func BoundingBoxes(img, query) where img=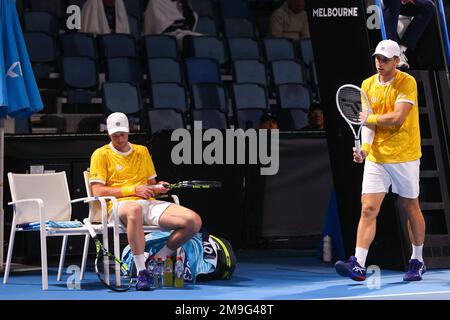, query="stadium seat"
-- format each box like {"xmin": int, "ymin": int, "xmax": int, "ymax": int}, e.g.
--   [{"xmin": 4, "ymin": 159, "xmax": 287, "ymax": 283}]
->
[
  {"xmin": 263, "ymin": 37, "xmax": 297, "ymax": 61},
  {"xmin": 147, "ymin": 109, "xmax": 186, "ymax": 134},
  {"xmin": 61, "ymin": 32, "xmax": 98, "ymax": 59},
  {"xmin": 185, "ymin": 58, "xmax": 221, "ymax": 85},
  {"xmin": 24, "ymin": 32, "xmax": 57, "ymax": 79},
  {"xmin": 144, "ymin": 34, "xmax": 178, "ymax": 59},
  {"xmin": 195, "ymin": 16, "xmax": 219, "ymax": 36},
  {"xmin": 100, "ymin": 34, "xmax": 137, "ymax": 58},
  {"xmin": 299, "ymin": 39, "xmax": 315, "ymax": 66},
  {"xmin": 192, "ymin": 109, "xmax": 228, "ymax": 129},
  {"xmin": 233, "ymin": 59, "xmax": 268, "ymax": 87},
  {"xmin": 128, "ymin": 15, "xmax": 141, "ymax": 40},
  {"xmin": 62, "ymin": 56, "xmax": 98, "ymax": 104},
  {"xmin": 224, "ymin": 18, "xmax": 256, "ymax": 38},
  {"xmin": 67, "ymin": 0, "xmax": 87, "ymax": 8},
  {"xmin": 235, "ymin": 109, "xmax": 266, "ymax": 129},
  {"xmin": 232, "ymin": 83, "xmax": 269, "ymax": 110},
  {"xmin": 124, "ymin": 0, "xmax": 142, "ymax": 20},
  {"xmin": 219, "ymin": 0, "xmax": 250, "ymax": 18},
  {"xmin": 29, "ymin": 0, "xmax": 64, "ymax": 18},
  {"xmin": 23, "ymin": 11, "xmax": 59, "ymax": 36},
  {"xmin": 106, "ymin": 57, "xmax": 143, "ymax": 86},
  {"xmin": 191, "ymin": 0, "xmax": 216, "ymax": 17},
  {"xmin": 271, "ymin": 60, "xmax": 305, "ymax": 86},
  {"xmin": 185, "ymin": 36, "xmax": 228, "ymax": 65},
  {"xmin": 191, "ymin": 84, "xmax": 228, "ymax": 112},
  {"xmin": 228, "ymin": 38, "xmax": 261, "ymax": 61},
  {"xmin": 149, "ymin": 83, "xmax": 188, "ymax": 114},
  {"xmin": 276, "ymin": 84, "xmax": 311, "ymax": 110},
  {"xmin": 147, "ymin": 58, "xmax": 183, "ymax": 84},
  {"xmin": 277, "ymin": 109, "xmax": 308, "ymax": 130},
  {"xmin": 103, "ymin": 82, "xmax": 142, "ymax": 115}
]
